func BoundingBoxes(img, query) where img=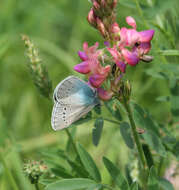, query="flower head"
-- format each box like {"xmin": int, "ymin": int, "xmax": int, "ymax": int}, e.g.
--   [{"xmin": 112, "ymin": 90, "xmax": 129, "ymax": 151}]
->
[{"xmin": 75, "ymin": 13, "xmax": 155, "ymax": 101}]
